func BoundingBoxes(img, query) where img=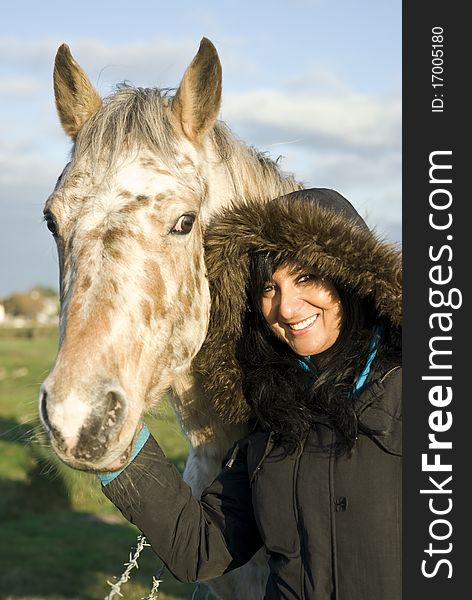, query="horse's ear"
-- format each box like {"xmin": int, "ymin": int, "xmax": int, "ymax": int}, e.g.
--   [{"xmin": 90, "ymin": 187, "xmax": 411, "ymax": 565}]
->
[
  {"xmin": 53, "ymin": 44, "xmax": 102, "ymax": 139},
  {"xmin": 172, "ymin": 38, "xmax": 222, "ymax": 143}
]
